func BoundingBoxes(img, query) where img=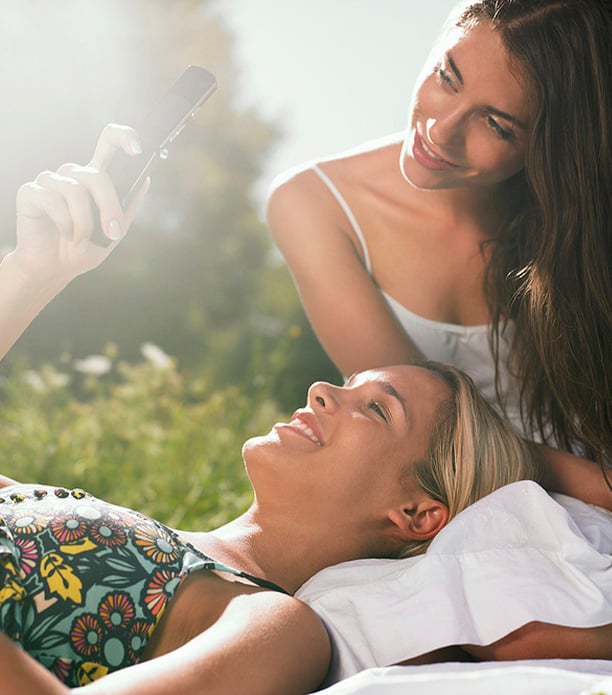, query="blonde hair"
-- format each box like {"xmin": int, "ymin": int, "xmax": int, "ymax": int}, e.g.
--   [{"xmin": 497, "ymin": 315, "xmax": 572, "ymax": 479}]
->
[{"xmin": 401, "ymin": 361, "xmax": 540, "ymax": 557}]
